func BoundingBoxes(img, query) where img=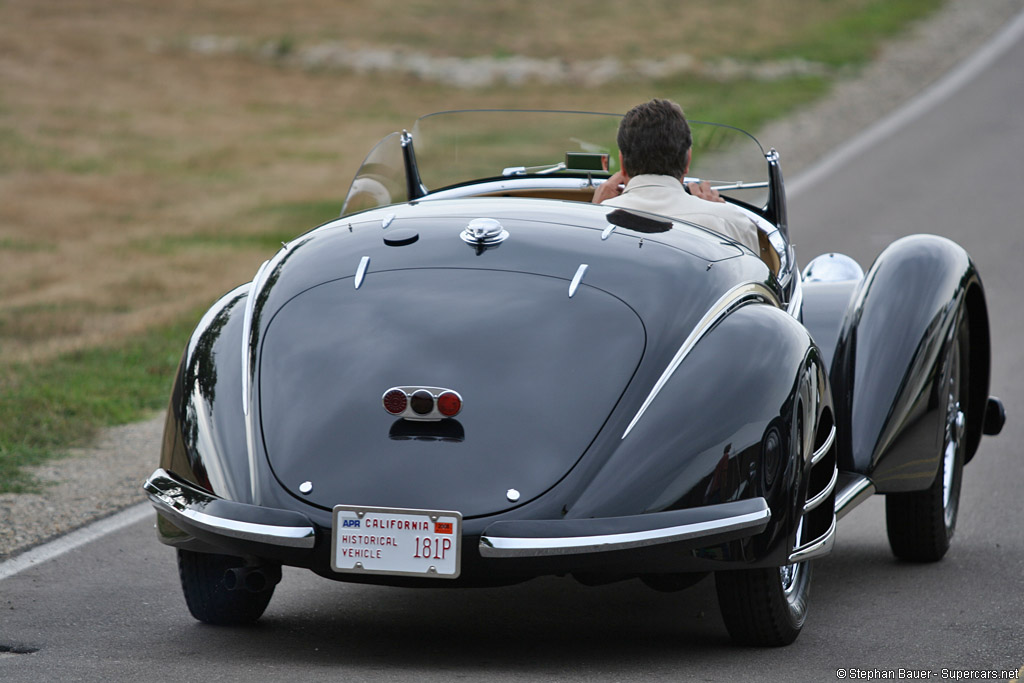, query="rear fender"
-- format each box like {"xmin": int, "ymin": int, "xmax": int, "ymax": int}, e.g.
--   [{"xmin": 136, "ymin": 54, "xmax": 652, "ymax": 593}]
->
[
  {"xmin": 830, "ymin": 235, "xmax": 991, "ymax": 492},
  {"xmin": 568, "ymin": 303, "xmax": 832, "ymax": 567},
  {"xmin": 160, "ymin": 285, "xmax": 252, "ymax": 503}
]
